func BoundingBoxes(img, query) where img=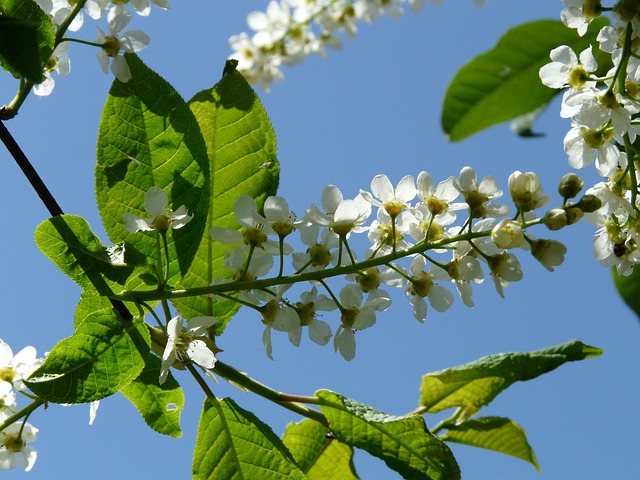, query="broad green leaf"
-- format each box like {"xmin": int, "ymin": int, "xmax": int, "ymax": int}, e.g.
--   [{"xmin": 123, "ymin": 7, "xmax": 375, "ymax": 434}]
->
[
  {"xmin": 120, "ymin": 353, "xmax": 184, "ymax": 438},
  {"xmin": 613, "ymin": 267, "xmax": 640, "ymax": 321},
  {"xmin": 34, "ymin": 214, "xmax": 148, "ymax": 296},
  {"xmin": 25, "ymin": 303, "xmax": 150, "ymax": 404},
  {"xmin": 0, "ymin": 0, "xmax": 54, "ymax": 82},
  {"xmin": 192, "ymin": 397, "xmax": 305, "ymax": 480},
  {"xmin": 442, "ymin": 416, "xmax": 539, "ymax": 471},
  {"xmin": 96, "ymin": 53, "xmax": 209, "ymax": 292},
  {"xmin": 441, "ymin": 18, "xmax": 610, "ymax": 141},
  {"xmin": 419, "ymin": 340, "xmax": 602, "ymax": 417},
  {"xmin": 283, "ymin": 419, "xmax": 359, "ymax": 480},
  {"xmin": 173, "ymin": 60, "xmax": 279, "ymax": 332},
  {"xmin": 317, "ymin": 390, "xmax": 460, "ymax": 480}
]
